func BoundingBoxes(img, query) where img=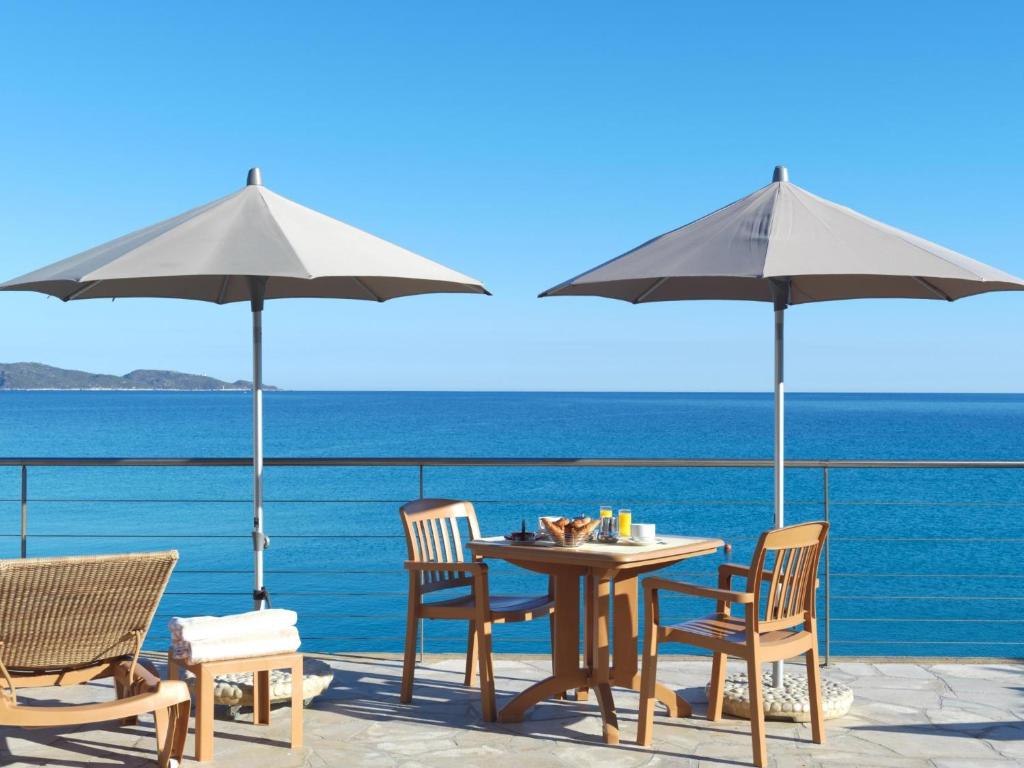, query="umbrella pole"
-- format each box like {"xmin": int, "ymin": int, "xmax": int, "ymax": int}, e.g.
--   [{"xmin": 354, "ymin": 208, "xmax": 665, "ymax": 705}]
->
[
  {"xmin": 772, "ymin": 289, "xmax": 787, "ymax": 687},
  {"xmin": 251, "ymin": 285, "xmax": 268, "ymax": 610}
]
